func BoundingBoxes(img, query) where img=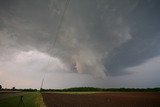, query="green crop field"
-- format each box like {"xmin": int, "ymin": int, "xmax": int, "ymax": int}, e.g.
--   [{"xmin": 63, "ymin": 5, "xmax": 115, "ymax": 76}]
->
[{"xmin": 0, "ymin": 92, "xmax": 45, "ymax": 107}]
